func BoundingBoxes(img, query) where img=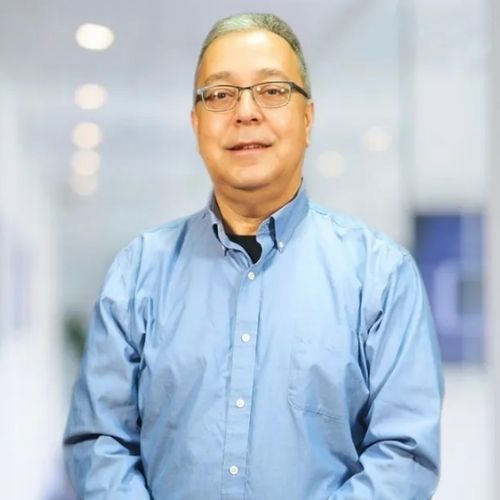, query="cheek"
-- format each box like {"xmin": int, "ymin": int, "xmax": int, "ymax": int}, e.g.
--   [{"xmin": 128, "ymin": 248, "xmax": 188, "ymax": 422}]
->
[
  {"xmin": 271, "ymin": 107, "xmax": 307, "ymax": 137},
  {"xmin": 198, "ymin": 116, "xmax": 227, "ymax": 144},
  {"xmin": 196, "ymin": 119, "xmax": 229, "ymax": 169},
  {"xmin": 271, "ymin": 112, "xmax": 292, "ymax": 134},
  {"xmin": 272, "ymin": 116, "xmax": 307, "ymax": 151}
]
